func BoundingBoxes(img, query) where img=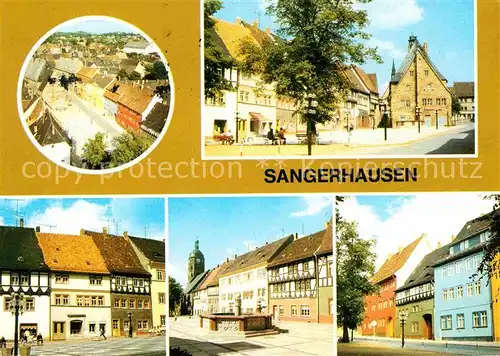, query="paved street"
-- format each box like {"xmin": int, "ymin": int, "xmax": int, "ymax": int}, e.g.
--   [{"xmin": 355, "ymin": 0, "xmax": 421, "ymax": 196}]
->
[
  {"xmin": 42, "ymin": 85, "xmax": 125, "ymax": 155},
  {"xmin": 28, "ymin": 335, "xmax": 166, "ymax": 356},
  {"xmin": 343, "ymin": 336, "xmax": 500, "ymax": 355},
  {"xmin": 205, "ymin": 123, "xmax": 475, "ymax": 157},
  {"xmin": 169, "ymin": 316, "xmax": 334, "ymax": 355}
]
